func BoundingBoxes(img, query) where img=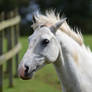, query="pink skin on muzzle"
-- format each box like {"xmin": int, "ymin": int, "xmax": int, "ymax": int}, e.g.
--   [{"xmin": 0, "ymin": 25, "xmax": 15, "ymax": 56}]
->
[{"xmin": 18, "ymin": 65, "xmax": 25, "ymax": 78}]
